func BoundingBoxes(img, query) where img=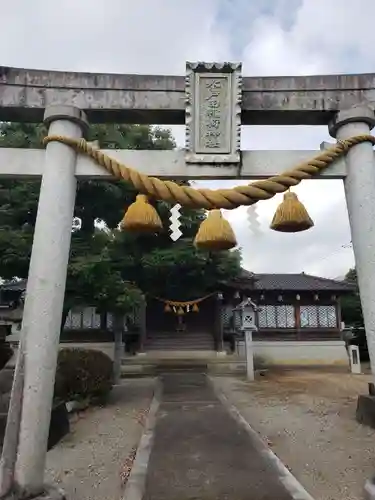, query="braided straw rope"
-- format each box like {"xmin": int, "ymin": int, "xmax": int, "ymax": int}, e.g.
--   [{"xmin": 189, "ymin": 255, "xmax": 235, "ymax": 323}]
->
[
  {"xmin": 43, "ymin": 135, "xmax": 375, "ymax": 210},
  {"xmin": 153, "ymin": 292, "xmax": 216, "ymax": 307}
]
